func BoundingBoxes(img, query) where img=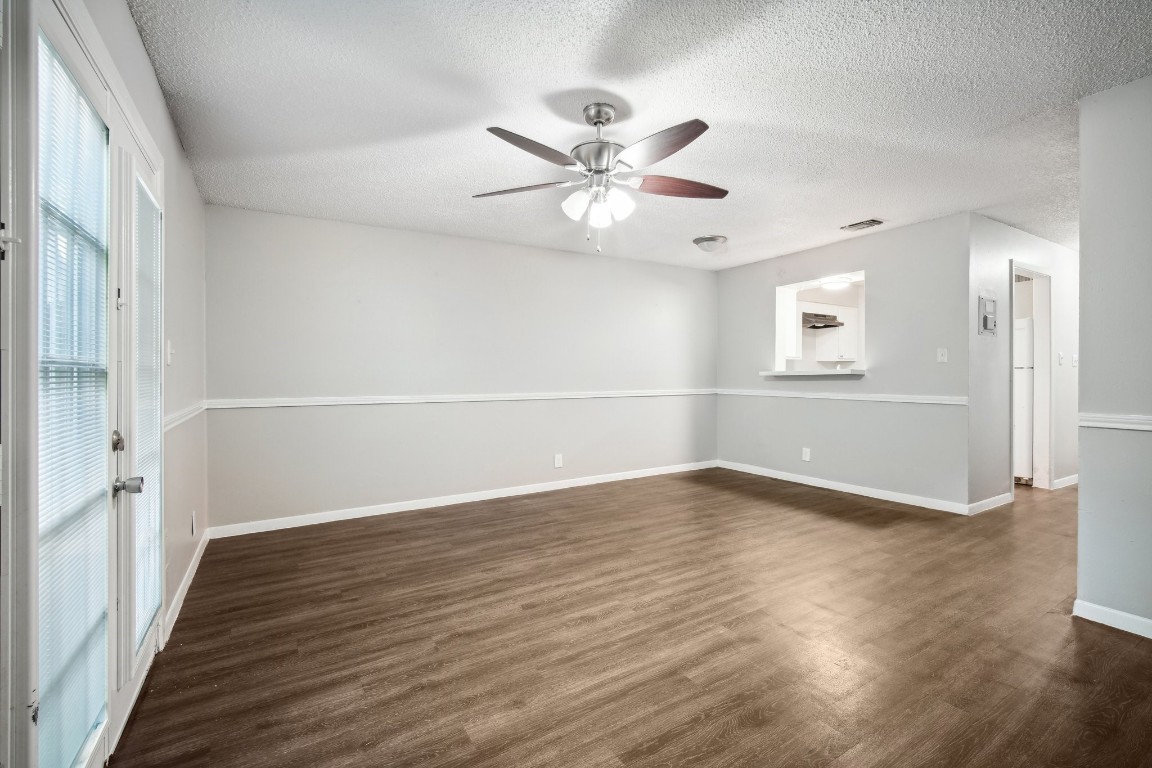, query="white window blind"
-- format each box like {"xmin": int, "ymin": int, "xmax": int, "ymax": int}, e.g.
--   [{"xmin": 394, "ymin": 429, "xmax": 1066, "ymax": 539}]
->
[
  {"xmin": 38, "ymin": 36, "xmax": 110, "ymax": 768},
  {"xmin": 133, "ymin": 180, "xmax": 162, "ymax": 649}
]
